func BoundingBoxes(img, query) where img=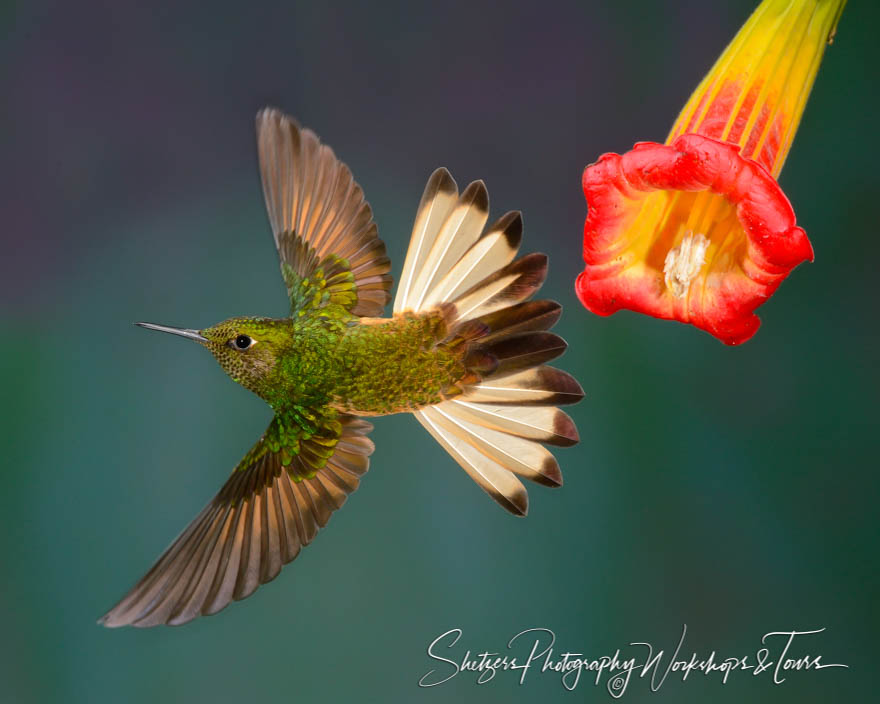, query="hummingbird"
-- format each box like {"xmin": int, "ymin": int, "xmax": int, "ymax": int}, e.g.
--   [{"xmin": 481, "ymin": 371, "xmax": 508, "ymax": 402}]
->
[{"xmin": 100, "ymin": 108, "xmax": 584, "ymax": 627}]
